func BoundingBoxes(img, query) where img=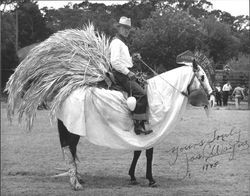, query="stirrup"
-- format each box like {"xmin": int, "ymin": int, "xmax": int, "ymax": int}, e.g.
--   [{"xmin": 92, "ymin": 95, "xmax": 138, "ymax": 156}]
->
[
  {"xmin": 134, "ymin": 120, "xmax": 153, "ymax": 135},
  {"xmin": 143, "ymin": 129, "xmax": 153, "ymax": 135},
  {"xmin": 135, "ymin": 128, "xmax": 153, "ymax": 135}
]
